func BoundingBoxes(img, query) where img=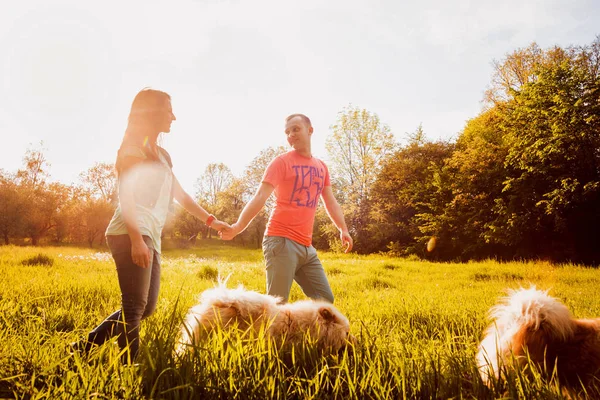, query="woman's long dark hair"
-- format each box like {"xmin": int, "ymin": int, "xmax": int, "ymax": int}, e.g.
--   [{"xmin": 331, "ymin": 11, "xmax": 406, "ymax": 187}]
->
[{"xmin": 115, "ymin": 88, "xmax": 171, "ymax": 176}]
